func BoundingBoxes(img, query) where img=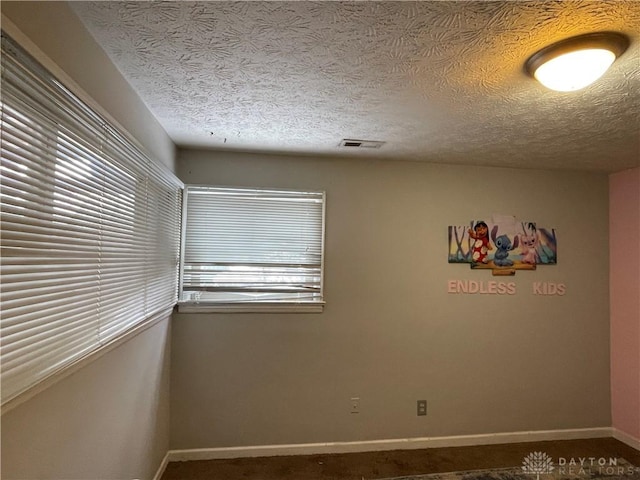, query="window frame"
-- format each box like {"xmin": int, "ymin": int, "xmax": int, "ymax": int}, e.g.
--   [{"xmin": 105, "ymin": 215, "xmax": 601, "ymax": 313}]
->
[{"xmin": 177, "ymin": 184, "xmax": 326, "ymax": 314}]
